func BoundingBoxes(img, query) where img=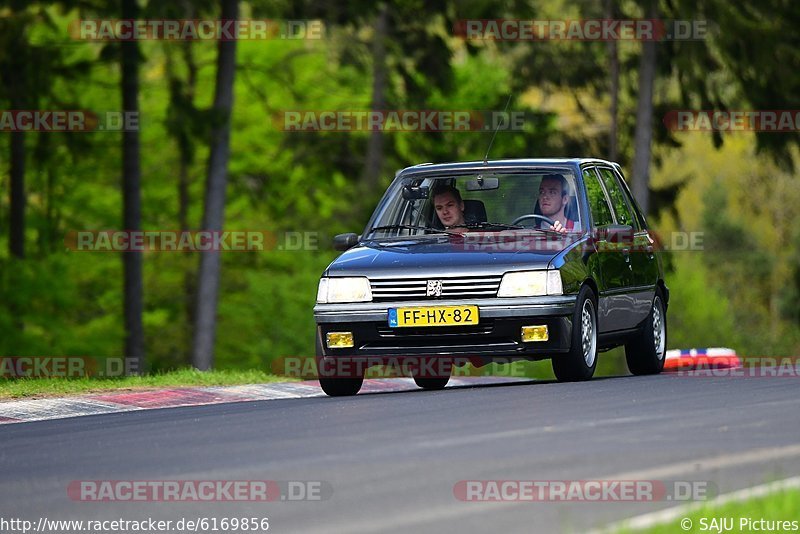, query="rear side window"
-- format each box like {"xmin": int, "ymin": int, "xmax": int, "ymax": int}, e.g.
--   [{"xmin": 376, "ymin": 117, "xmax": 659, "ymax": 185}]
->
[
  {"xmin": 583, "ymin": 167, "xmax": 614, "ymax": 227},
  {"xmin": 613, "ymin": 168, "xmax": 648, "ymax": 230},
  {"xmin": 597, "ymin": 167, "xmax": 635, "ymax": 227}
]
